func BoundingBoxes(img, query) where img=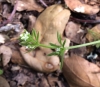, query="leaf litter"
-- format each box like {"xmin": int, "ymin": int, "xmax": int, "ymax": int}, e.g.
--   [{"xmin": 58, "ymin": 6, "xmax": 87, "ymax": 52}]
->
[{"xmin": 0, "ymin": 0, "xmax": 100, "ymax": 87}]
